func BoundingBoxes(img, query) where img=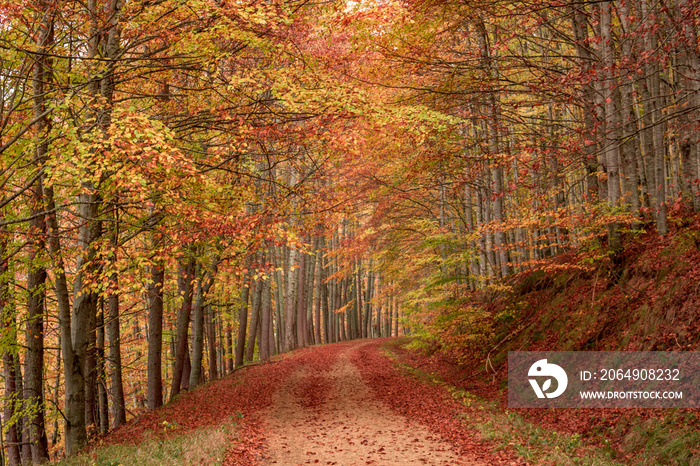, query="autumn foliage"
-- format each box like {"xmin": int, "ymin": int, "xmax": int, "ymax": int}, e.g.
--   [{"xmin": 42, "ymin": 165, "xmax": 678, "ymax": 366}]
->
[{"xmin": 0, "ymin": 0, "xmax": 699, "ymax": 461}]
